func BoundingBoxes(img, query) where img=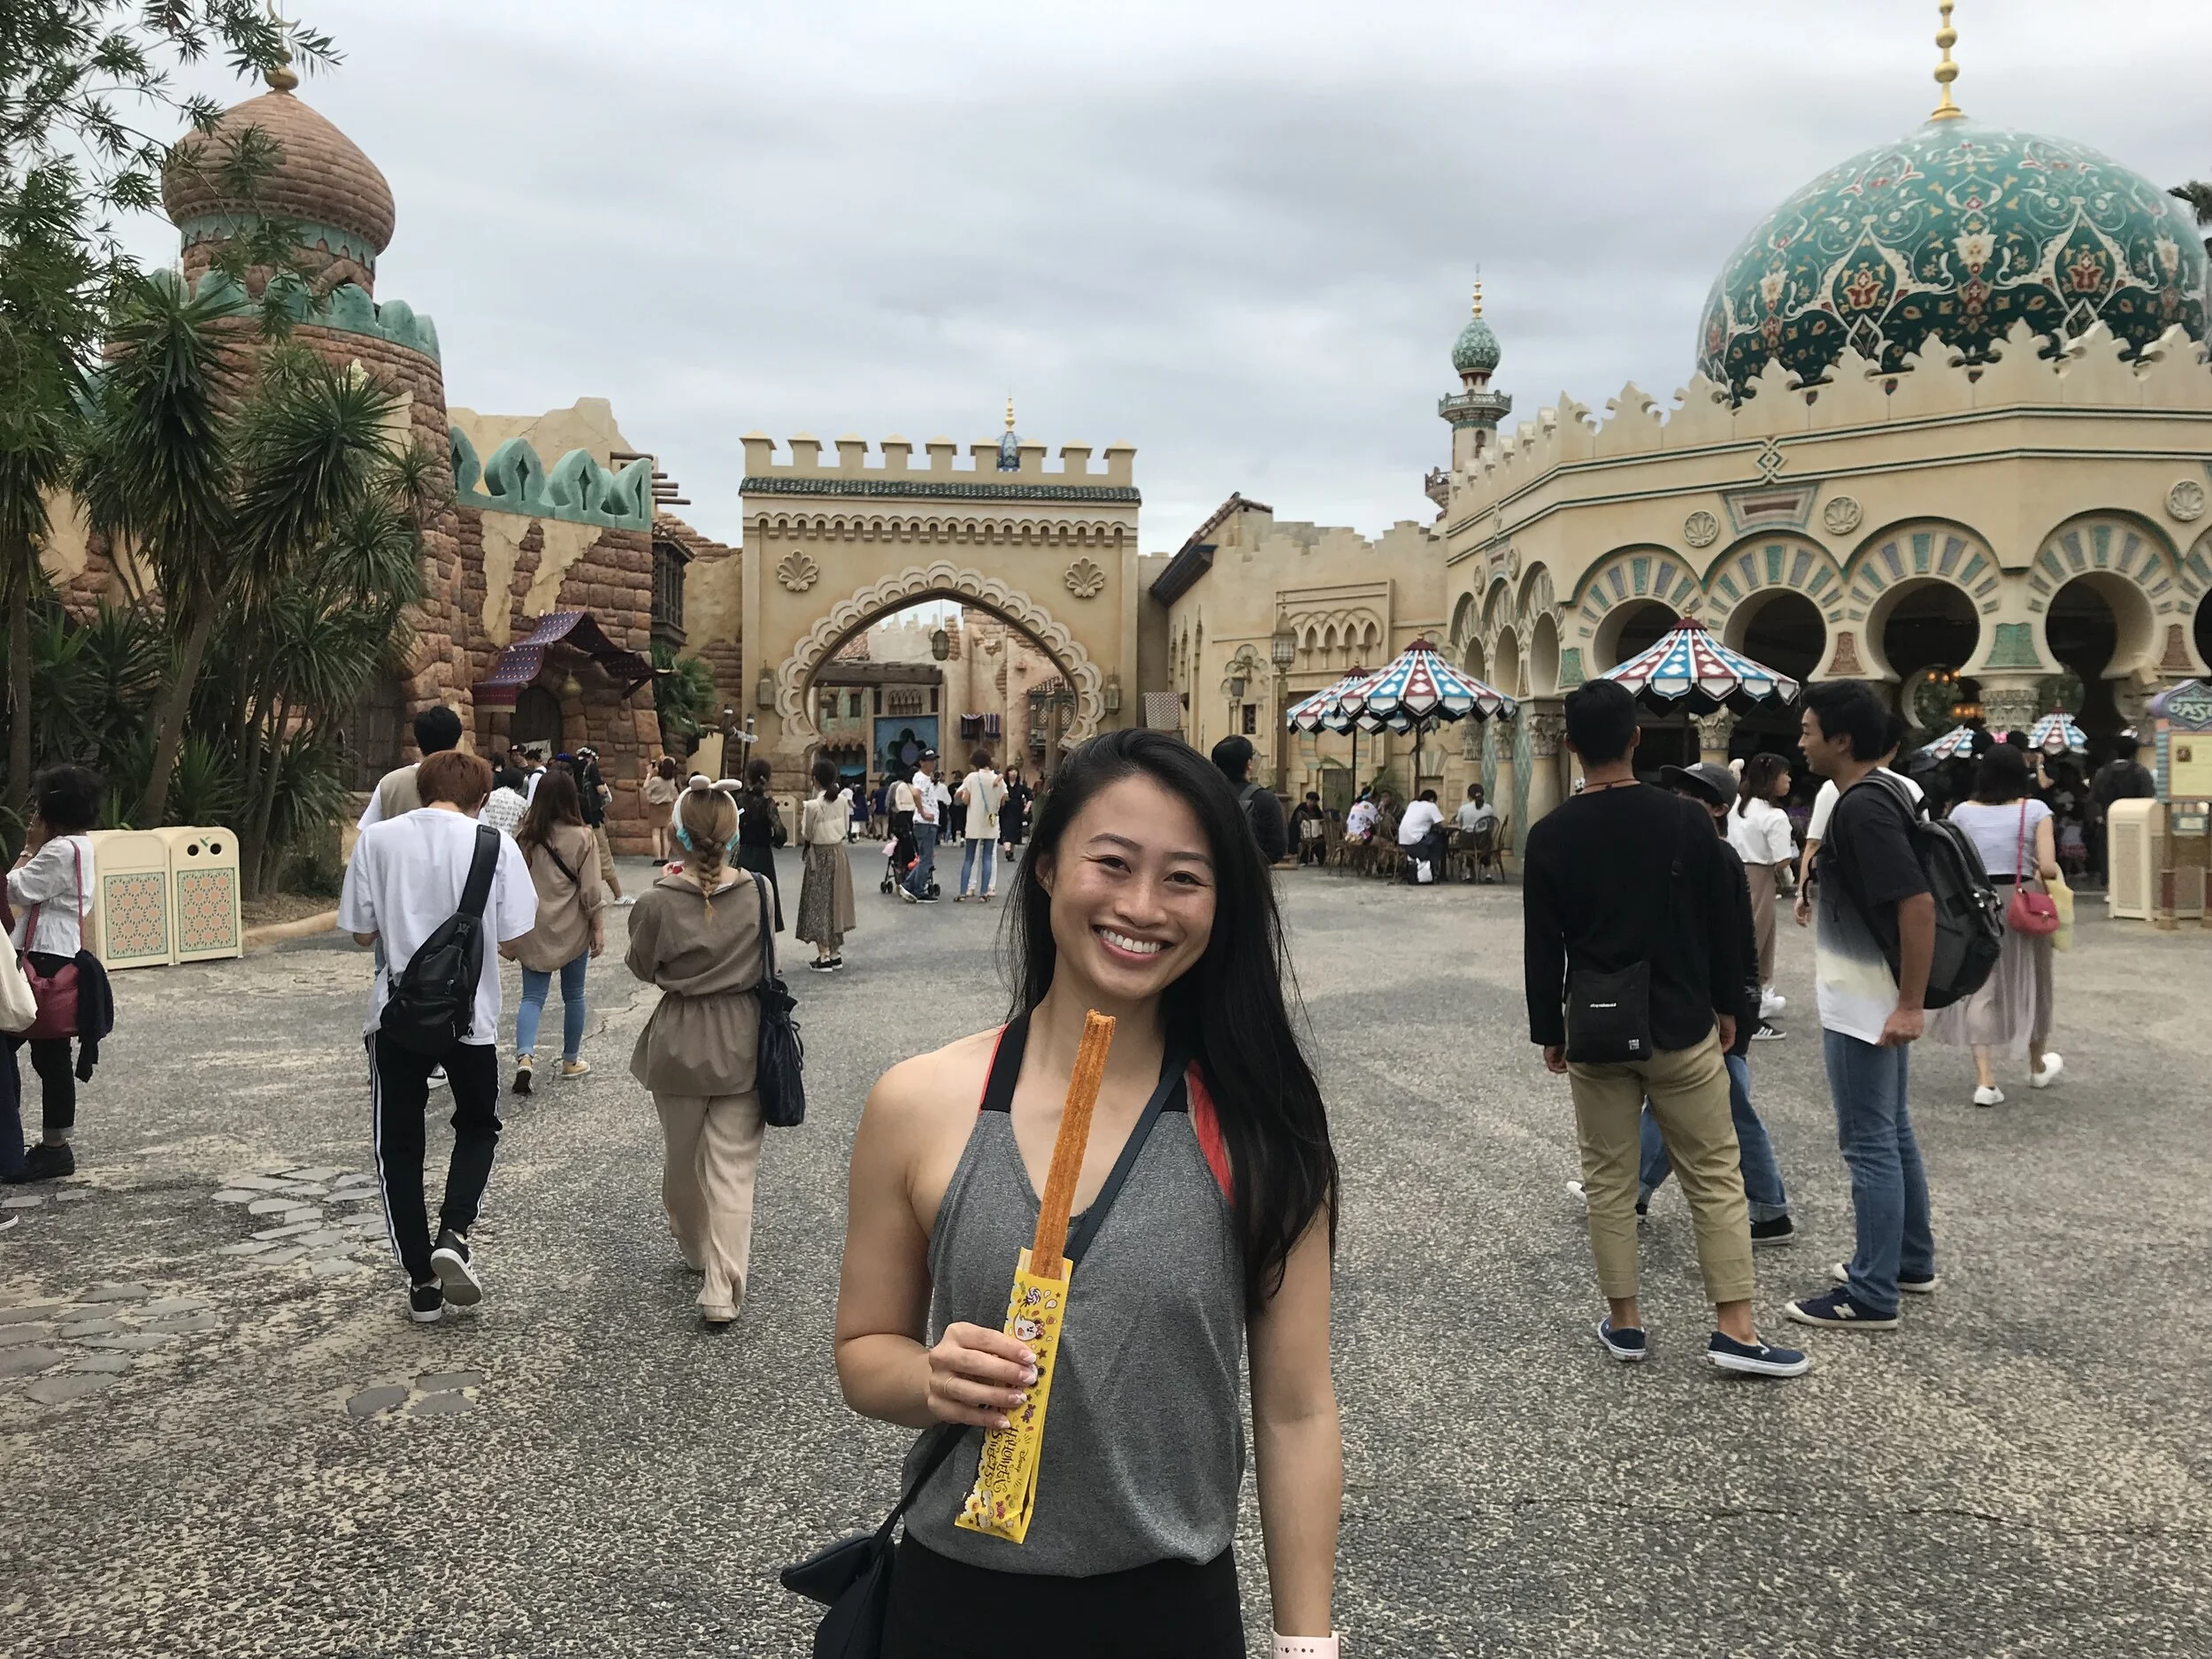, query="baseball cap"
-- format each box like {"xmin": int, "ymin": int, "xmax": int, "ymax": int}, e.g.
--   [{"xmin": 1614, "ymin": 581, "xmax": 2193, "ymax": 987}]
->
[{"xmin": 1658, "ymin": 761, "xmax": 1738, "ymax": 808}]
